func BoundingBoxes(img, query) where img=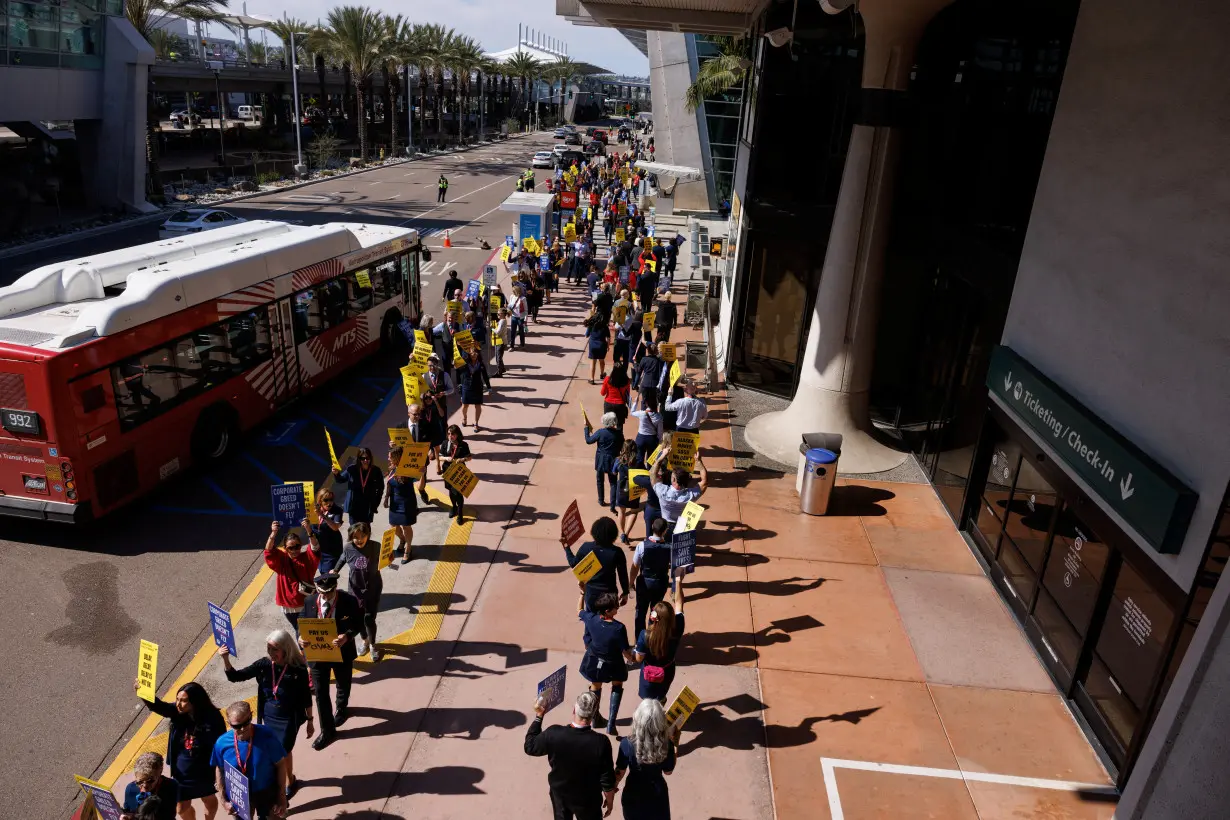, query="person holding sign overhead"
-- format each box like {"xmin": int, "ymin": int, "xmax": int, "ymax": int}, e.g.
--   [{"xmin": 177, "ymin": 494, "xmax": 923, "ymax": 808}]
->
[
  {"xmin": 265, "ymin": 520, "xmax": 320, "ymax": 634},
  {"xmin": 210, "ymin": 701, "xmax": 289, "ymax": 820},
  {"xmin": 217, "ymin": 629, "xmax": 312, "ymax": 798},
  {"xmin": 384, "ymin": 445, "xmax": 419, "ymax": 563},
  {"xmin": 614, "ymin": 699, "xmax": 679, "ymax": 819},
  {"xmin": 332, "ymin": 522, "xmax": 386, "ymax": 661},
  {"xmin": 583, "ymin": 412, "xmax": 624, "ymax": 509},
  {"xmin": 563, "ymin": 516, "xmax": 630, "ymax": 615},
  {"xmin": 299, "ymin": 574, "xmax": 362, "ymax": 749},
  {"xmin": 438, "ymin": 424, "xmax": 473, "ymax": 521},
  {"xmin": 524, "ymin": 690, "xmax": 617, "ymax": 820},
  {"xmin": 650, "ymin": 447, "xmax": 709, "ymax": 536},
  {"xmin": 577, "ymin": 591, "xmax": 636, "ymax": 737},
  {"xmin": 332, "ymin": 448, "xmax": 384, "ymax": 525},
  {"xmin": 133, "ymin": 681, "xmax": 225, "ymax": 820}
]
